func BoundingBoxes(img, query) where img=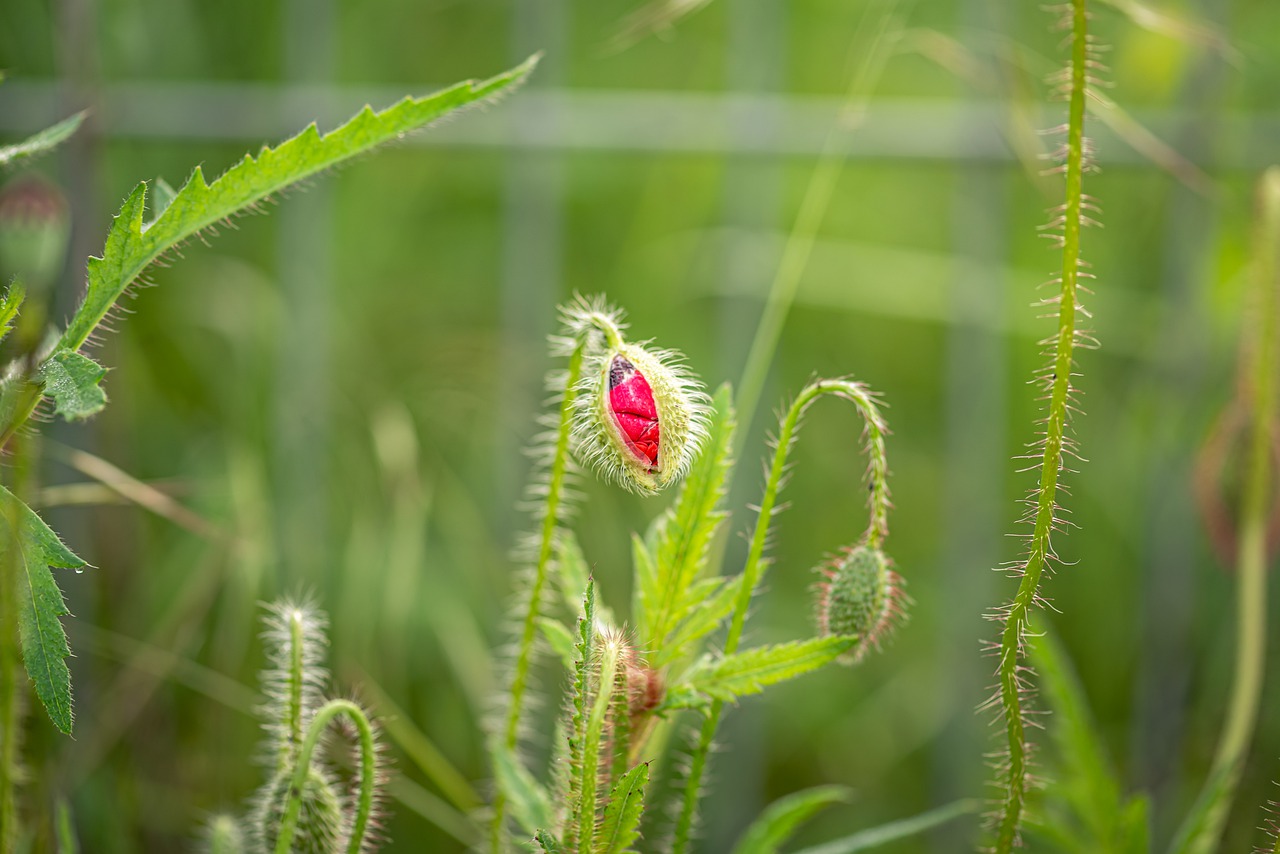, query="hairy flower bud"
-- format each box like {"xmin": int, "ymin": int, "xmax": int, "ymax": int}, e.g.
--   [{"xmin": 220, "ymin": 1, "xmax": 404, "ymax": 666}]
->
[
  {"xmin": 254, "ymin": 764, "xmax": 345, "ymax": 854},
  {"xmin": 815, "ymin": 544, "xmax": 905, "ymax": 663},
  {"xmin": 574, "ymin": 340, "xmax": 709, "ymax": 495},
  {"xmin": 0, "ymin": 175, "xmax": 70, "ymax": 291}
]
